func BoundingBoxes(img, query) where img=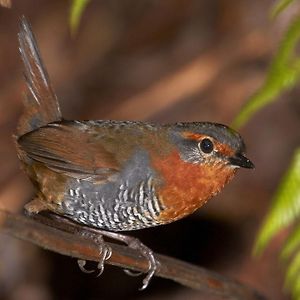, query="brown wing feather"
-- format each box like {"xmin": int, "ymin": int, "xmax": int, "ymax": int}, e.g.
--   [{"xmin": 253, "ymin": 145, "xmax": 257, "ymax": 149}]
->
[{"xmin": 18, "ymin": 123, "xmax": 119, "ymax": 177}]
